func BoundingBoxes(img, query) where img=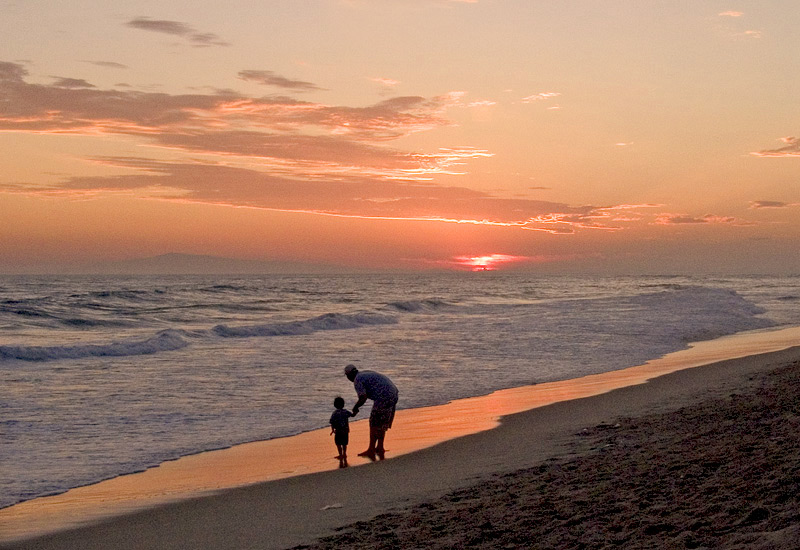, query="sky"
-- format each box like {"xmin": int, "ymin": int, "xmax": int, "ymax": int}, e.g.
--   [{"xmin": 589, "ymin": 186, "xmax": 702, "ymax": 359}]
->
[{"xmin": 1, "ymin": 0, "xmax": 798, "ymax": 274}]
